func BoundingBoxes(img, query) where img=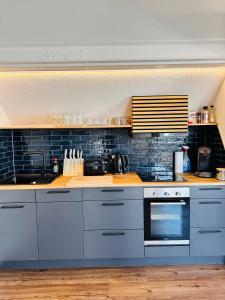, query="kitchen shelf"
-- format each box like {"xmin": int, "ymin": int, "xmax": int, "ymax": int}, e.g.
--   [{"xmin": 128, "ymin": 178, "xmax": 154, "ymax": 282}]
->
[
  {"xmin": 0, "ymin": 124, "xmax": 132, "ymax": 130},
  {"xmin": 188, "ymin": 123, "xmax": 218, "ymax": 126}
]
